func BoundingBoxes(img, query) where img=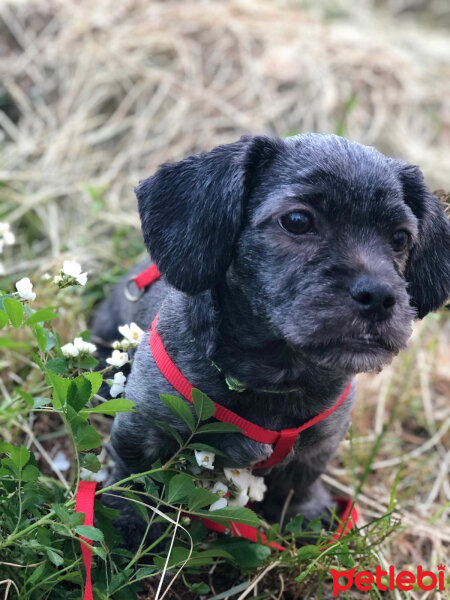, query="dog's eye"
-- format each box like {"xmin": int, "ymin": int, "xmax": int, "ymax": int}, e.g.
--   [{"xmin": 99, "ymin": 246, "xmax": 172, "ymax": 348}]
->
[
  {"xmin": 391, "ymin": 230, "xmax": 410, "ymax": 252},
  {"xmin": 278, "ymin": 211, "xmax": 315, "ymax": 235}
]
